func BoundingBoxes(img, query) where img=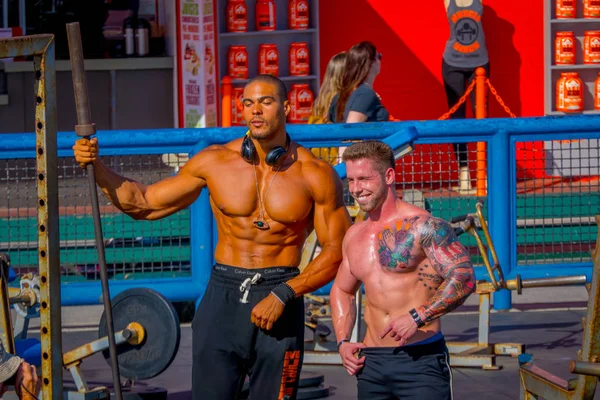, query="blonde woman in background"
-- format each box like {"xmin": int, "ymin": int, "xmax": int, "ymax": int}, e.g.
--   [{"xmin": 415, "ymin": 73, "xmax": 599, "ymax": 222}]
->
[{"xmin": 308, "ymin": 52, "xmax": 347, "ymax": 165}]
